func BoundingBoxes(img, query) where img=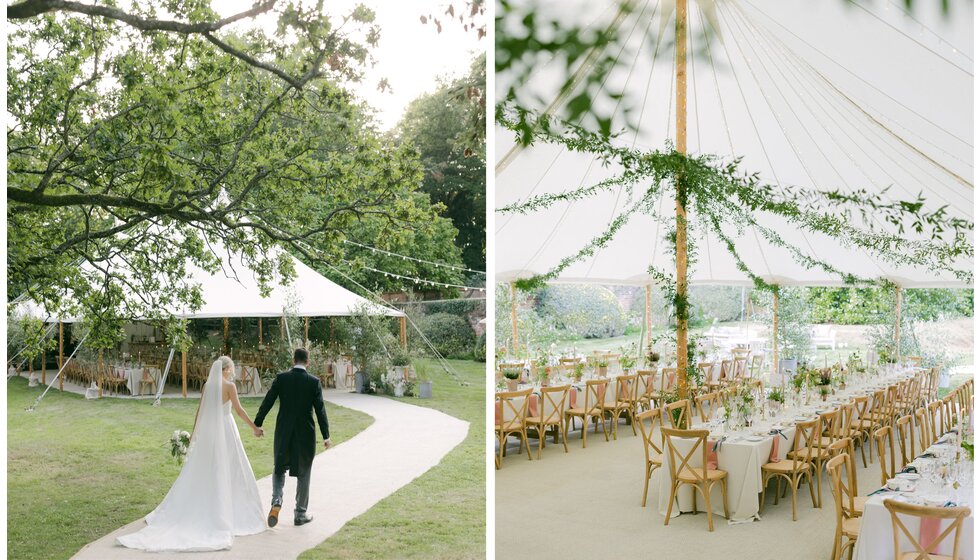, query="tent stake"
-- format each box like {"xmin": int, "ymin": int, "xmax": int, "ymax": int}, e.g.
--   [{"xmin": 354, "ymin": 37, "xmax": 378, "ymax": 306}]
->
[
  {"xmin": 674, "ymin": 0, "xmax": 690, "ymax": 403},
  {"xmin": 58, "ymin": 322, "xmax": 64, "ymax": 391}
]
